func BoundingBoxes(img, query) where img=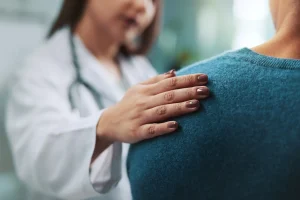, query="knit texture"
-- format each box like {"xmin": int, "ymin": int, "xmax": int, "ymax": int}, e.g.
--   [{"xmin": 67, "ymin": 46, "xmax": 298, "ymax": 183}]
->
[{"xmin": 127, "ymin": 48, "xmax": 300, "ymax": 200}]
